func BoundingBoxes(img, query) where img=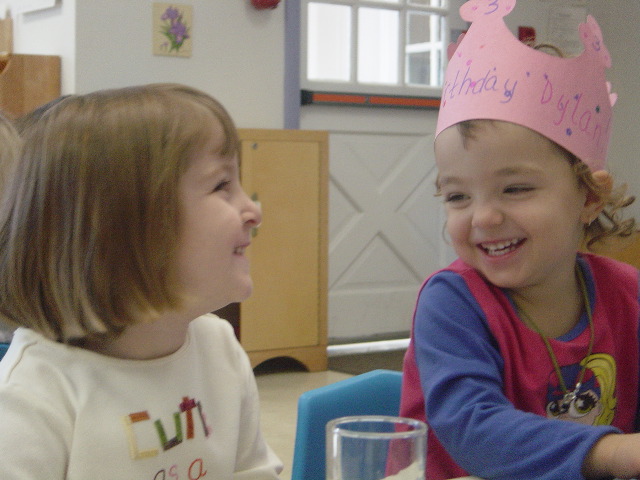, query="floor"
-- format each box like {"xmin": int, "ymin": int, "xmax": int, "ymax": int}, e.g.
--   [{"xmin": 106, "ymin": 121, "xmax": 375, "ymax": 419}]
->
[{"xmin": 255, "ymin": 369, "xmax": 352, "ymax": 480}]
